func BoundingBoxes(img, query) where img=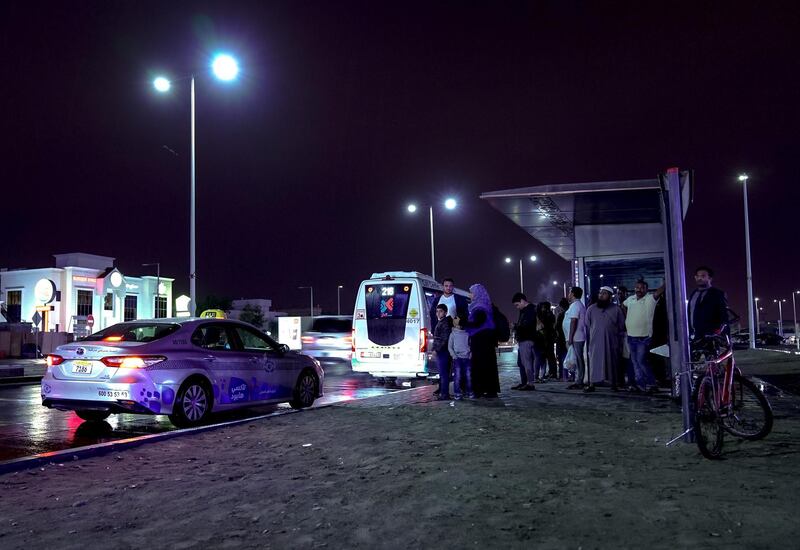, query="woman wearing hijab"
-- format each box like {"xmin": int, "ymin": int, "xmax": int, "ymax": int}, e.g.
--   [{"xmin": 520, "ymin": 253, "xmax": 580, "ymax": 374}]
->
[{"xmin": 461, "ymin": 283, "xmax": 500, "ymax": 398}]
